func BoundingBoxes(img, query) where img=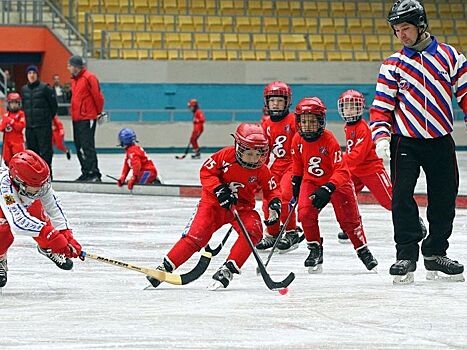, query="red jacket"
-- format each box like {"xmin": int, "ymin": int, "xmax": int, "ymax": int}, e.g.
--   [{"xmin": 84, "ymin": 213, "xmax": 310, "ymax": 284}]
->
[
  {"xmin": 70, "ymin": 68, "xmax": 104, "ymax": 122},
  {"xmin": 0, "ymin": 110, "xmax": 26, "ymax": 144}
]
